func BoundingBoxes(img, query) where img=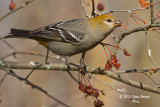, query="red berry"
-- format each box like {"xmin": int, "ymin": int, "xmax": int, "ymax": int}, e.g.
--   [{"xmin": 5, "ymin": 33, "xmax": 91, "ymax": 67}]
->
[
  {"xmin": 92, "ymin": 89, "xmax": 99, "ymax": 98},
  {"xmin": 105, "ymin": 60, "xmax": 112, "ymax": 70},
  {"xmin": 116, "ymin": 63, "xmax": 121, "ymax": 70},
  {"xmin": 97, "ymin": 3, "xmax": 104, "ymax": 11},
  {"xmin": 94, "ymin": 100, "xmax": 104, "ymax": 107},
  {"xmin": 111, "ymin": 55, "xmax": 116, "ymax": 59},
  {"xmin": 123, "ymin": 48, "xmax": 131, "ymax": 56},
  {"xmin": 9, "ymin": 0, "xmax": 16, "ymax": 11}
]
